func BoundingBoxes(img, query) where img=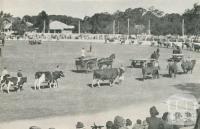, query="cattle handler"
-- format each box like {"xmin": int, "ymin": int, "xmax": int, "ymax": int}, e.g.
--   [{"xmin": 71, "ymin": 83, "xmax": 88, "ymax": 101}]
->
[
  {"xmin": 1, "ymin": 67, "xmax": 9, "ymax": 81},
  {"xmin": 118, "ymin": 65, "xmax": 125, "ymax": 84},
  {"xmin": 17, "ymin": 70, "xmax": 23, "ymax": 86}
]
